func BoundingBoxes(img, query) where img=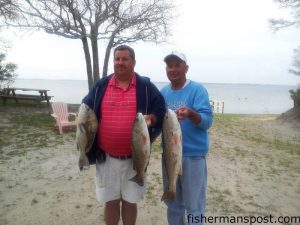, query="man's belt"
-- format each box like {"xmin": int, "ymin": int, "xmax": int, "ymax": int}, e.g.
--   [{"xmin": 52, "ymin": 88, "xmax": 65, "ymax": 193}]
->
[{"xmin": 108, "ymin": 154, "xmax": 132, "ymax": 160}]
